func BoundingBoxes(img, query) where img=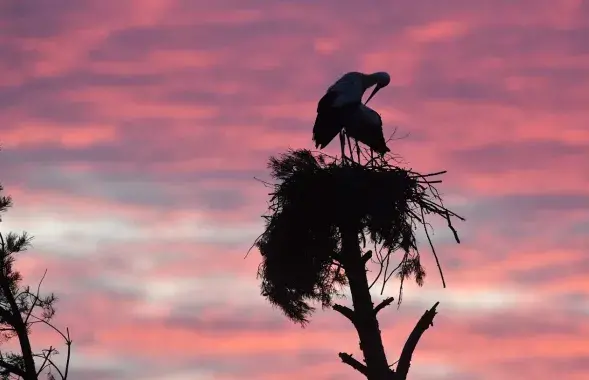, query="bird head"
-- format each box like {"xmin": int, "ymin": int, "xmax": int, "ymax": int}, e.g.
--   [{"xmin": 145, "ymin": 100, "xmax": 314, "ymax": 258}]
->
[{"xmin": 365, "ymin": 72, "xmax": 390, "ymax": 104}]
